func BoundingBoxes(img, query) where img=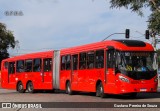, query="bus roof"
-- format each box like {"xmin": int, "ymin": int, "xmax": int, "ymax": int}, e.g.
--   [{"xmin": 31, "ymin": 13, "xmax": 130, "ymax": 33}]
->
[
  {"xmin": 61, "ymin": 40, "xmax": 154, "ymax": 55},
  {"xmin": 3, "ymin": 51, "xmax": 53, "ymax": 62},
  {"xmin": 2, "ymin": 39, "xmax": 154, "ymax": 61}
]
